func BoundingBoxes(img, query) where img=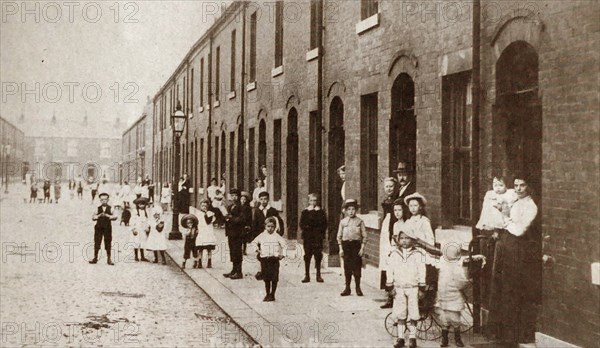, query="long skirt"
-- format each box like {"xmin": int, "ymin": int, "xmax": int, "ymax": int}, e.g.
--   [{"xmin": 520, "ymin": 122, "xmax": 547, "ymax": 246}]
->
[{"xmin": 487, "ymin": 229, "xmax": 537, "ymax": 344}]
